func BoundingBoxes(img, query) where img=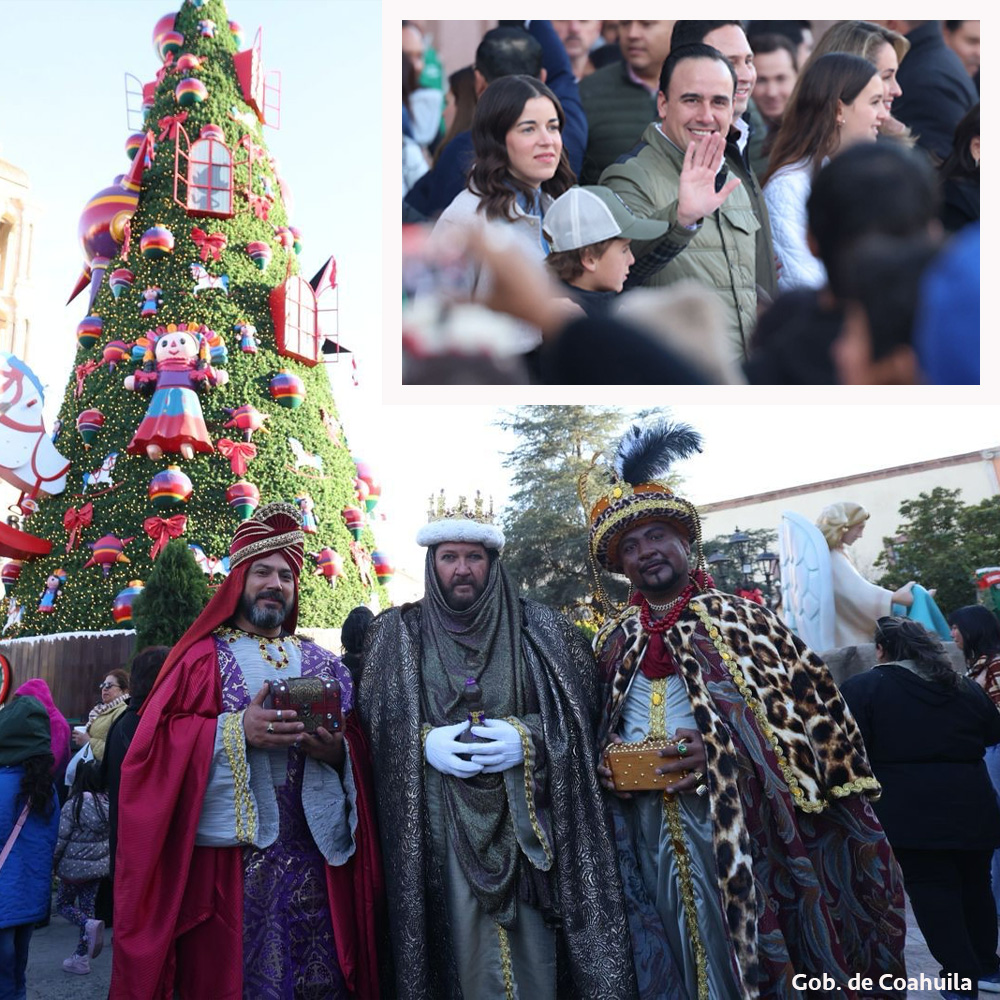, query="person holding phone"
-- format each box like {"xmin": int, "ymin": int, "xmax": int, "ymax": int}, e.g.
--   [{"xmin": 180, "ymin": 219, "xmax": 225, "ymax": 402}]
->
[{"xmin": 112, "ymin": 503, "xmax": 384, "ymax": 1000}]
